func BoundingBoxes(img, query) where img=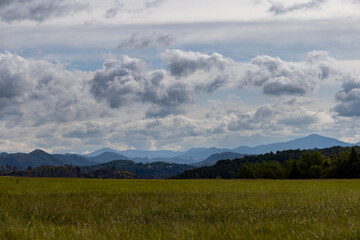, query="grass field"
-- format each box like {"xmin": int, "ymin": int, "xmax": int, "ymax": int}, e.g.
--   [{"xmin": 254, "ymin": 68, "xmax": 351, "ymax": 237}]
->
[{"xmin": 1, "ymin": 178, "xmax": 360, "ymax": 239}]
